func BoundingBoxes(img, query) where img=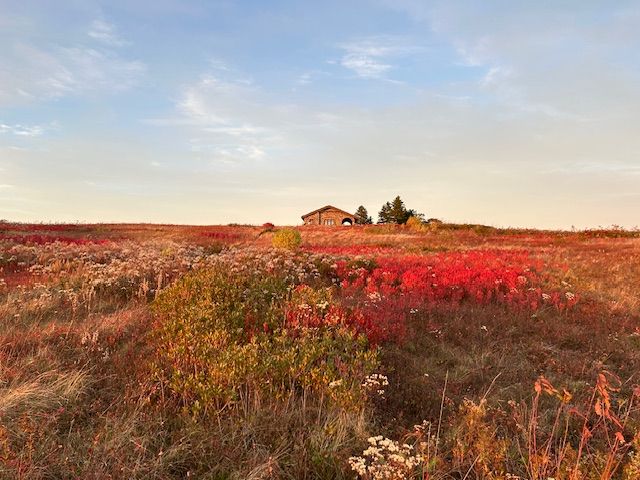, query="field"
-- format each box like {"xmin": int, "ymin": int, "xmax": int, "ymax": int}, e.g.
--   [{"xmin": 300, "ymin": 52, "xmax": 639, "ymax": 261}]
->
[{"xmin": 1, "ymin": 221, "xmax": 640, "ymax": 479}]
